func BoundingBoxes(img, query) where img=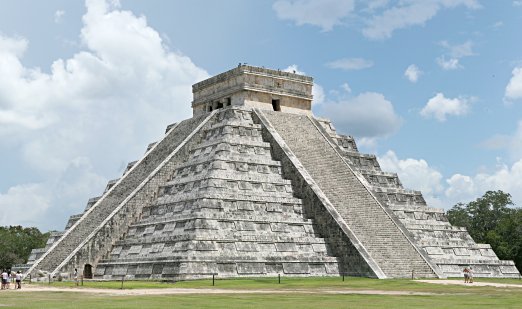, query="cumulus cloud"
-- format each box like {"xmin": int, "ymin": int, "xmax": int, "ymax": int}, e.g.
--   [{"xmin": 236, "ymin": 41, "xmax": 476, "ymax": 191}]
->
[
  {"xmin": 436, "ymin": 56, "xmax": 461, "ymax": 70},
  {"xmin": 505, "ymin": 66, "xmax": 522, "ymax": 101},
  {"xmin": 440, "ymin": 40, "xmax": 475, "ymax": 58},
  {"xmin": 420, "ymin": 93, "xmax": 472, "ymax": 121},
  {"xmin": 445, "ymin": 161, "xmax": 522, "ymax": 206},
  {"xmin": 377, "ymin": 151, "xmax": 522, "ymax": 209},
  {"xmin": 362, "ymin": 0, "xmax": 480, "ymax": 40},
  {"xmin": 326, "ymin": 58, "xmax": 374, "ymax": 70},
  {"xmin": 436, "ymin": 40, "xmax": 474, "ymax": 70},
  {"xmin": 273, "ymin": 0, "xmax": 355, "ymax": 31},
  {"xmin": 378, "ymin": 150, "xmax": 445, "ymax": 207},
  {"xmin": 404, "ymin": 64, "xmax": 422, "ymax": 82},
  {"xmin": 0, "ymin": 0, "xmax": 208, "ymax": 230},
  {"xmin": 321, "ymin": 91, "xmax": 402, "ymax": 140}
]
